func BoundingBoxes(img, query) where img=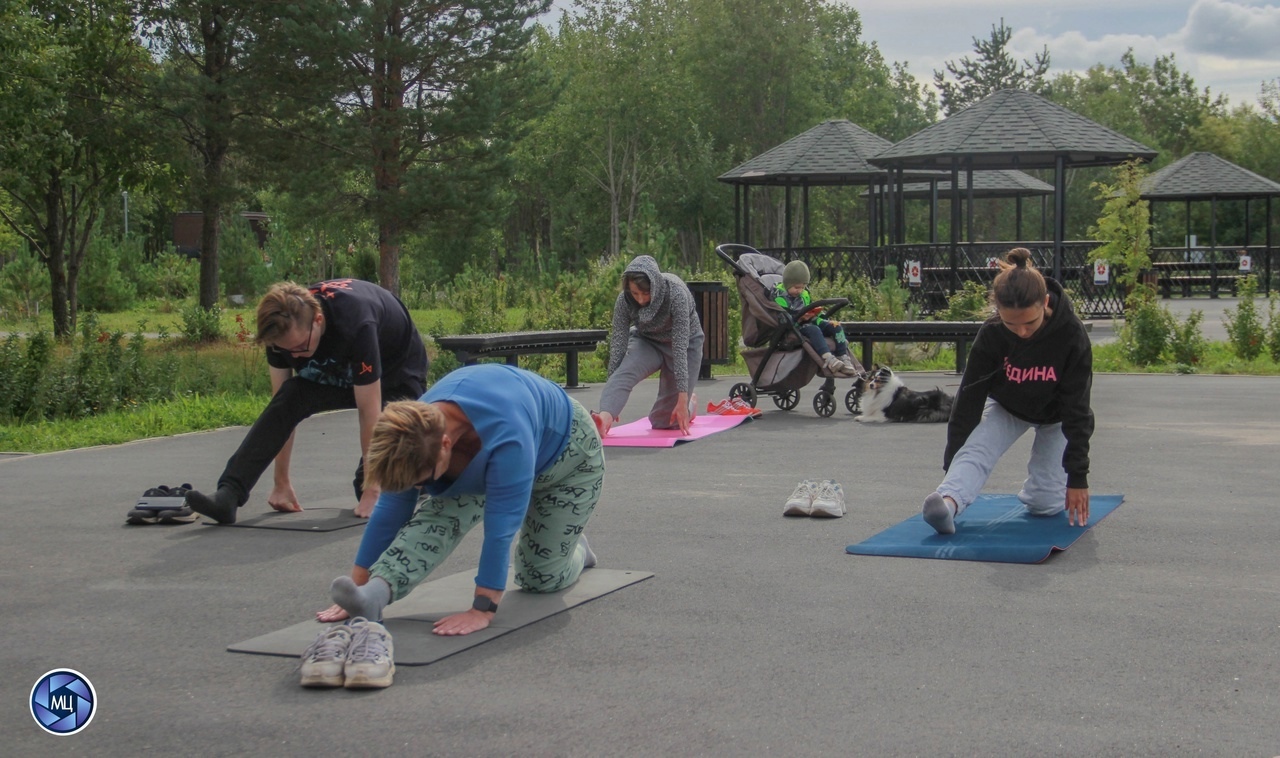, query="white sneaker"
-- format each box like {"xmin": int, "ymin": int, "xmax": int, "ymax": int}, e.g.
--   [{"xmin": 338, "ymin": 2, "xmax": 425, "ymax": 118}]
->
[
  {"xmin": 822, "ymin": 353, "xmax": 845, "ymax": 375},
  {"xmin": 299, "ymin": 624, "xmax": 354, "ymax": 688},
  {"xmin": 344, "ymin": 617, "xmax": 395, "ymax": 689},
  {"xmin": 811, "ymin": 479, "xmax": 846, "ymax": 518},
  {"xmin": 837, "ymin": 353, "xmax": 861, "ymax": 376},
  {"xmin": 783, "ymin": 480, "xmax": 819, "ymax": 516}
]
